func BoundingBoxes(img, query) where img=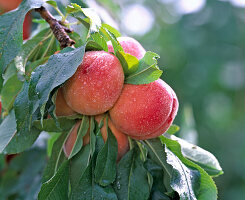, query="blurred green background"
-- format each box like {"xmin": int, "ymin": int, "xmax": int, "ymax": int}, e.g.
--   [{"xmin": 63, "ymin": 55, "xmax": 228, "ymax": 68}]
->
[
  {"xmin": 91, "ymin": 0, "xmax": 245, "ymax": 199},
  {"xmin": 1, "ymin": 0, "xmax": 245, "ymax": 199}
]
